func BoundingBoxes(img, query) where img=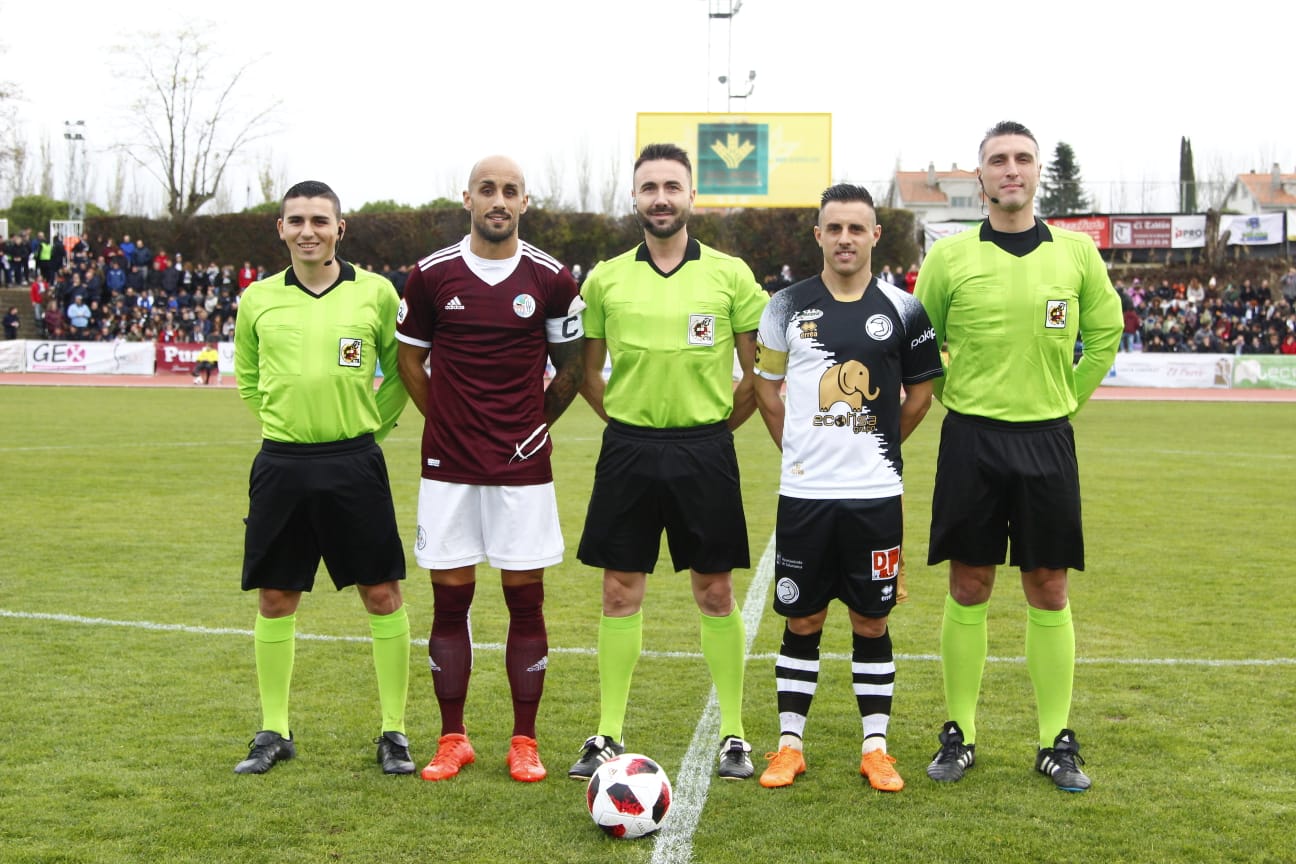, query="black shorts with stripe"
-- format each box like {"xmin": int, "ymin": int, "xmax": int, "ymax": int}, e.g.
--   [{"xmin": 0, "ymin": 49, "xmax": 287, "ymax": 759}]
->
[
  {"xmin": 773, "ymin": 495, "xmax": 903, "ymax": 619},
  {"xmin": 241, "ymin": 434, "xmax": 406, "ymax": 592},
  {"xmin": 577, "ymin": 420, "xmax": 750, "ymax": 574},
  {"xmin": 927, "ymin": 410, "xmax": 1084, "ymax": 571}
]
